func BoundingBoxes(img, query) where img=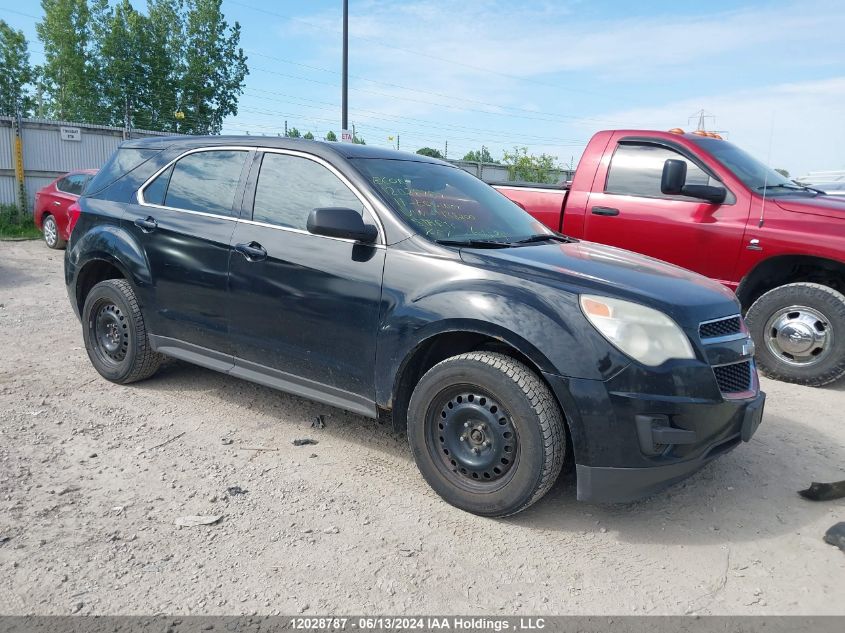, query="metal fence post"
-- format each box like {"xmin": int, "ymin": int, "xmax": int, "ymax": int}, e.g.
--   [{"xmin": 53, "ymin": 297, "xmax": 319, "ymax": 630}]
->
[{"xmin": 12, "ymin": 103, "xmax": 27, "ymax": 220}]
